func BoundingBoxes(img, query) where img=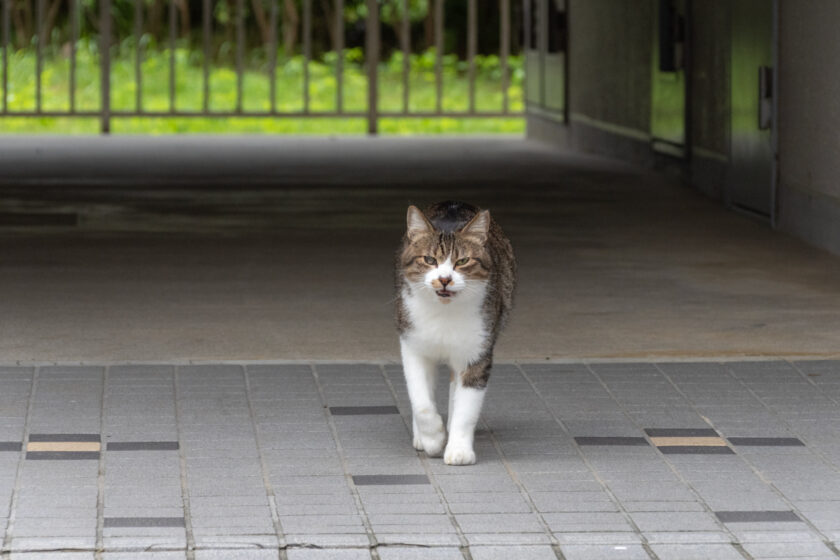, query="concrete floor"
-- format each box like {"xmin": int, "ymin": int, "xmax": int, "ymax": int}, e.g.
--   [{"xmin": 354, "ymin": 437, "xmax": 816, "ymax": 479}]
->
[{"xmin": 3, "ymin": 136, "xmax": 840, "ymax": 363}]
